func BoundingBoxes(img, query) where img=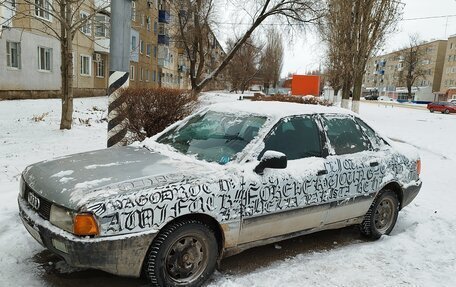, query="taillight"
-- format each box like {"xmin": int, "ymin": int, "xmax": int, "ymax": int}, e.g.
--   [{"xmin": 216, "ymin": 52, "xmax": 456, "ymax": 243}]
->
[{"xmin": 416, "ymin": 159, "xmax": 421, "ymax": 176}]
